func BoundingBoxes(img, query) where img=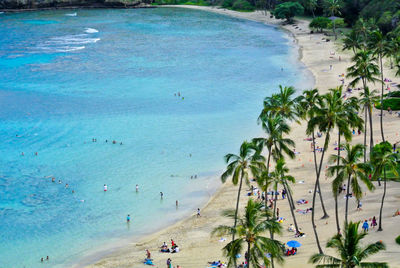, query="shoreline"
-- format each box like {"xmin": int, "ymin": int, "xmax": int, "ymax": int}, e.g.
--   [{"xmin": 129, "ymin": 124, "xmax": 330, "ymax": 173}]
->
[{"xmin": 86, "ymin": 6, "xmax": 400, "ymax": 268}]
